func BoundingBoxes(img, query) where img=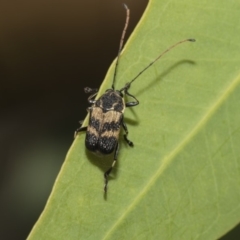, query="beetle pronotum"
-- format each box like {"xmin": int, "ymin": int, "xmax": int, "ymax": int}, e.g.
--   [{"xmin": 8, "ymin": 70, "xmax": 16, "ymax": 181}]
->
[{"xmin": 75, "ymin": 4, "xmax": 195, "ymax": 193}]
